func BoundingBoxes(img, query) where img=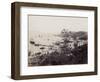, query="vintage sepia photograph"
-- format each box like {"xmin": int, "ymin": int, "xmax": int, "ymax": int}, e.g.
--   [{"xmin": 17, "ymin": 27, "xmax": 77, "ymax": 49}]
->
[{"xmin": 28, "ymin": 15, "xmax": 88, "ymax": 66}]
